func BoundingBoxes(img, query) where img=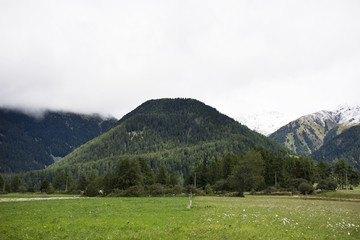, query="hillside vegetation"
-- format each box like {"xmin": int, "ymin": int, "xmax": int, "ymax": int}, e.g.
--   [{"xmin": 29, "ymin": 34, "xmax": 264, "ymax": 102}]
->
[
  {"xmin": 50, "ymin": 99, "xmax": 288, "ymax": 171},
  {"xmin": 0, "ymin": 108, "xmax": 117, "ymax": 173},
  {"xmin": 312, "ymin": 125, "xmax": 360, "ymax": 170},
  {"xmin": 17, "ymin": 98, "xmax": 289, "ymax": 186}
]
